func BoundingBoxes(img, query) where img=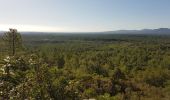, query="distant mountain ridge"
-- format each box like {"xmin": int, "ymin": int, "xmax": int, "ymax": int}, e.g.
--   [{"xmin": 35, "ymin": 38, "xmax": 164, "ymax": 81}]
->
[{"xmin": 107, "ymin": 28, "xmax": 170, "ymax": 34}]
